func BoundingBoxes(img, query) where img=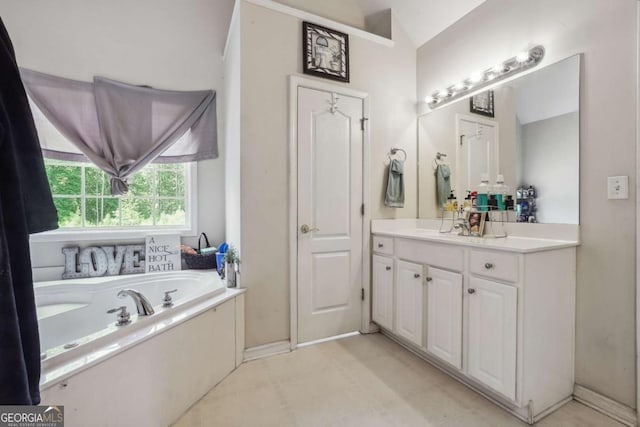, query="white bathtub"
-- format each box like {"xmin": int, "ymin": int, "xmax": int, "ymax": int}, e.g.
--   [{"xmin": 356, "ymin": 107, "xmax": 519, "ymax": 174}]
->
[
  {"xmin": 36, "ymin": 270, "xmax": 225, "ymax": 359},
  {"xmin": 36, "ymin": 270, "xmax": 245, "ymax": 427}
]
